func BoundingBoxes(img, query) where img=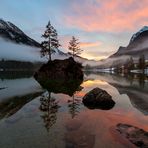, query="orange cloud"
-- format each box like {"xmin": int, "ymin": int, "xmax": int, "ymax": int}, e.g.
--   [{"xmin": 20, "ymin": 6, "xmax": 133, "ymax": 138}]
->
[
  {"xmin": 59, "ymin": 35, "xmax": 105, "ymax": 59},
  {"xmin": 80, "ymin": 41, "xmax": 102, "ymax": 48},
  {"xmin": 63, "ymin": 0, "xmax": 148, "ymax": 32}
]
